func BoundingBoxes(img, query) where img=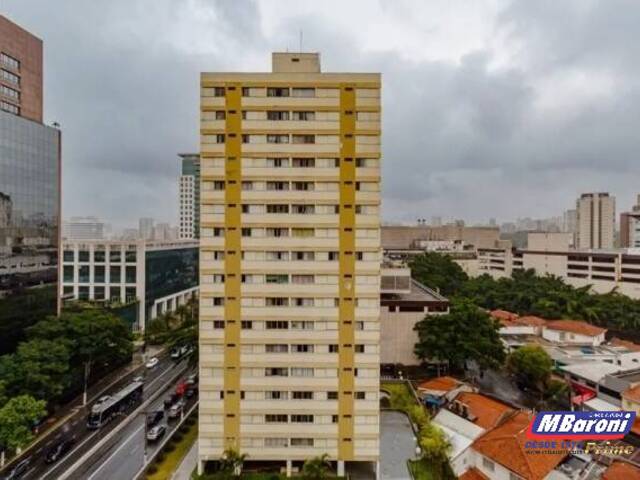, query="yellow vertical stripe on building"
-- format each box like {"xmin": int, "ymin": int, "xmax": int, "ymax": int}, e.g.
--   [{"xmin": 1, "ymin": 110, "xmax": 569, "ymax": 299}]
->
[
  {"xmin": 223, "ymin": 84, "xmax": 242, "ymax": 450},
  {"xmin": 338, "ymin": 84, "xmax": 356, "ymax": 461}
]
